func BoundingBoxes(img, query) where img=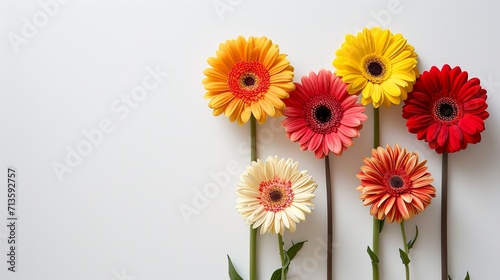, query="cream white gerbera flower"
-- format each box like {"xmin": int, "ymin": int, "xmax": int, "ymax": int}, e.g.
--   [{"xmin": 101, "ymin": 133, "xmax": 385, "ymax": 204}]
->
[{"xmin": 236, "ymin": 156, "xmax": 317, "ymax": 235}]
